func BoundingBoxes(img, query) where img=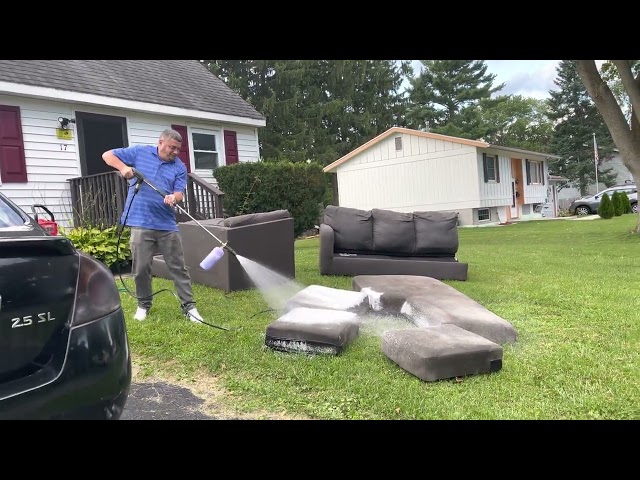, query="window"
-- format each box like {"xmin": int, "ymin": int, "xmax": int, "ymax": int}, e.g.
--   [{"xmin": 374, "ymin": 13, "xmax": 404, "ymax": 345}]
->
[
  {"xmin": 478, "ymin": 208, "xmax": 490, "ymax": 221},
  {"xmin": 395, "ymin": 136, "xmax": 402, "ymax": 151},
  {"xmin": 483, "ymin": 153, "xmax": 500, "ymax": 182},
  {"xmin": 192, "ymin": 131, "xmax": 219, "ymax": 170},
  {"xmin": 526, "ymin": 159, "xmax": 544, "ymax": 185}
]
